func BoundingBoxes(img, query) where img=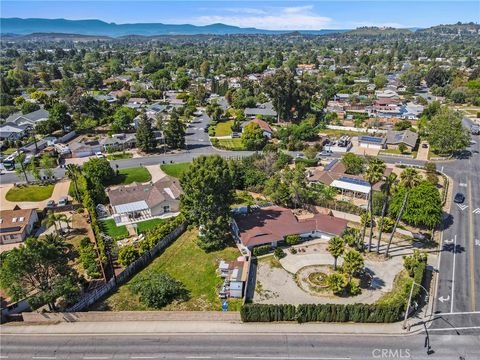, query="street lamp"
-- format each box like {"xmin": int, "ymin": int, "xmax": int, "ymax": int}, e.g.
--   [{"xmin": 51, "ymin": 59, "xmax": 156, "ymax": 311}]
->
[{"xmin": 403, "ymin": 280, "xmax": 429, "ymax": 329}]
